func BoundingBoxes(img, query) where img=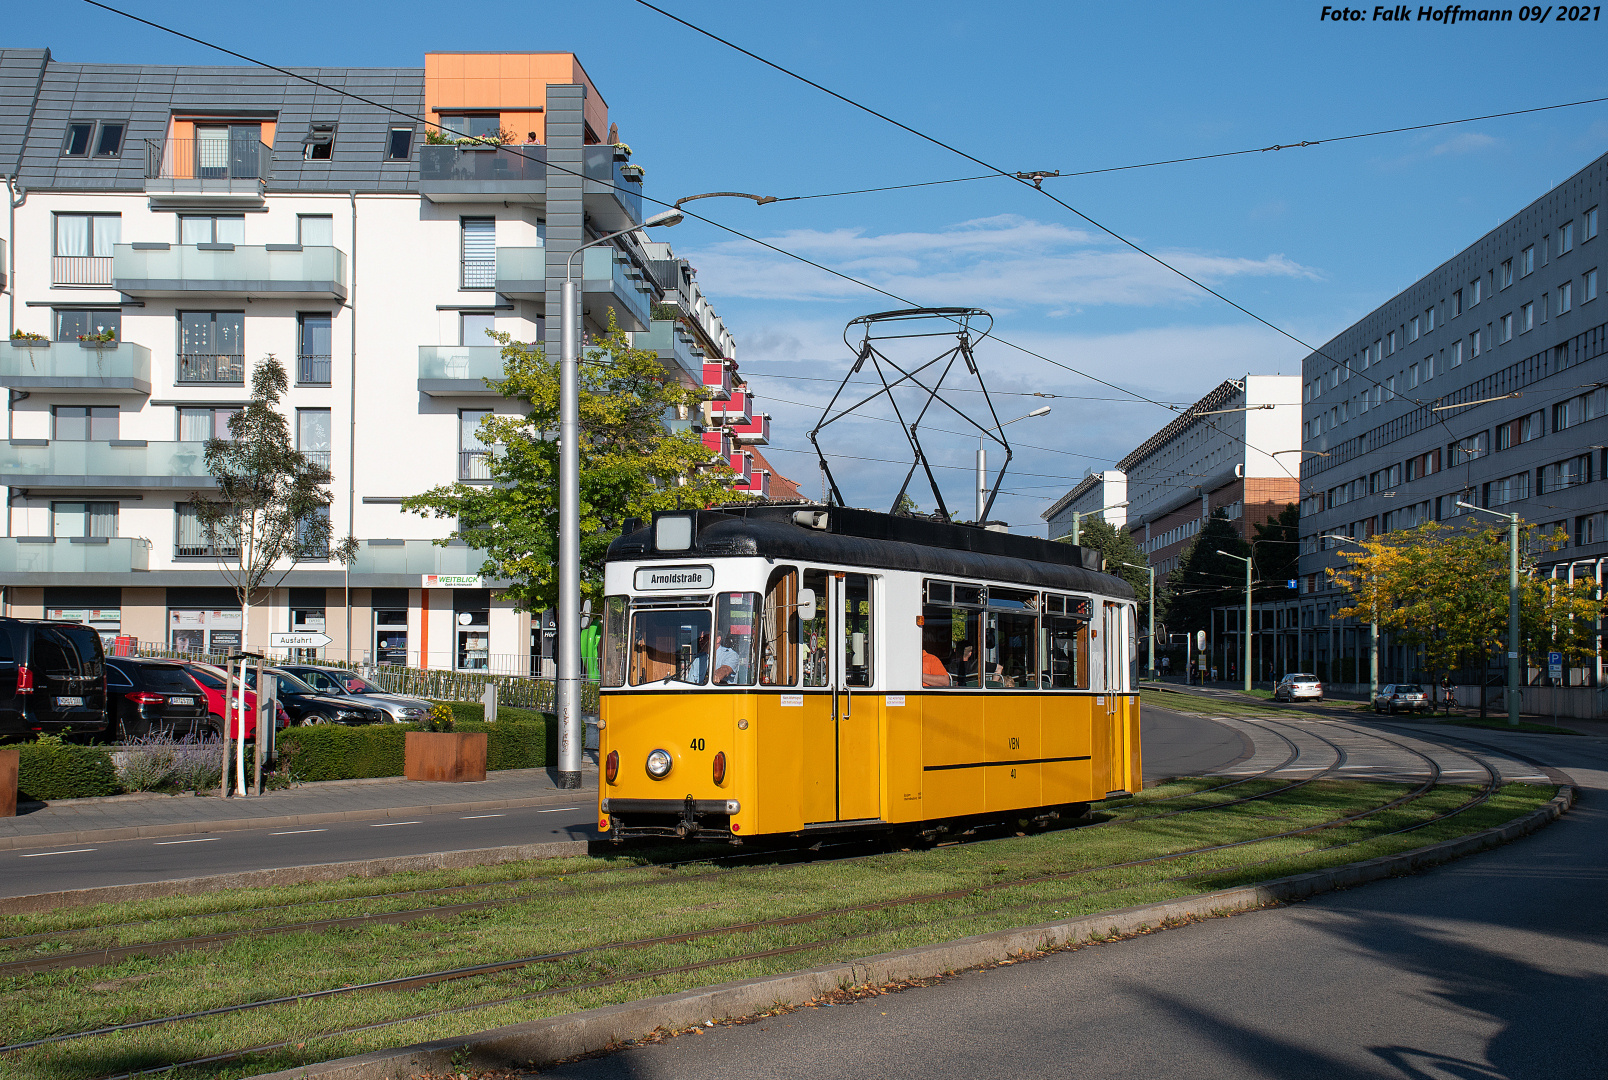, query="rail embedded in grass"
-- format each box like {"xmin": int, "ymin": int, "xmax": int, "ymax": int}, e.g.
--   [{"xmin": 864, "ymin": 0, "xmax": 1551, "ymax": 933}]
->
[{"xmin": 0, "ymin": 774, "xmax": 1556, "ymax": 1080}]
